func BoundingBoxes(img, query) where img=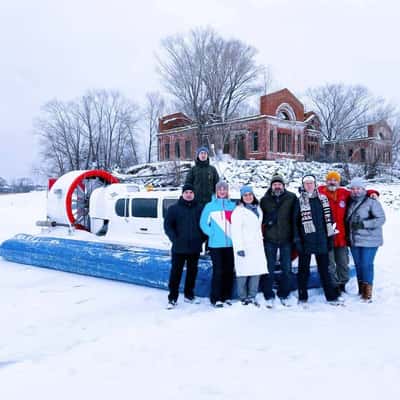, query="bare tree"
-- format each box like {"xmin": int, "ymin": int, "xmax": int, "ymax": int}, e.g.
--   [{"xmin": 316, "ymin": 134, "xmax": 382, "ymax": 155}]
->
[
  {"xmin": 158, "ymin": 28, "xmax": 211, "ymax": 143},
  {"xmin": 306, "ymin": 83, "xmax": 394, "ymax": 143},
  {"xmin": 11, "ymin": 177, "xmax": 35, "ymax": 193},
  {"xmin": 203, "ymin": 34, "xmax": 262, "ymax": 122},
  {"xmin": 157, "ymin": 27, "xmax": 262, "ymax": 147},
  {"xmin": 391, "ymin": 114, "xmax": 400, "ymax": 161},
  {"xmin": 35, "ymin": 100, "xmax": 87, "ymax": 175},
  {"xmin": 35, "ymin": 90, "xmax": 141, "ymax": 176},
  {"xmin": 260, "ymin": 65, "xmax": 274, "ymax": 95},
  {"xmin": 144, "ymin": 92, "xmax": 165, "ymax": 163}
]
